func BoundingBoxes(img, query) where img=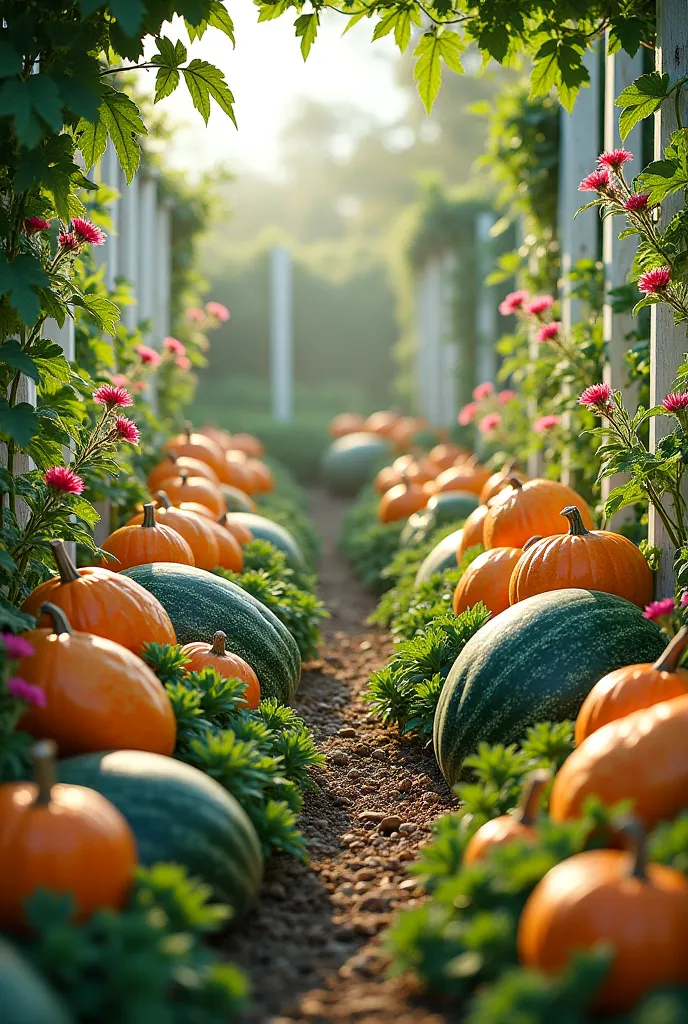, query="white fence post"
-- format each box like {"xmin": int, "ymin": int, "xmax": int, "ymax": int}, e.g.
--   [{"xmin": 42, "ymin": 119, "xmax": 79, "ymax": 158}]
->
[
  {"xmin": 119, "ymin": 171, "xmax": 140, "ymax": 333},
  {"xmin": 138, "ymin": 170, "xmax": 158, "ymax": 343},
  {"xmin": 649, "ymin": 0, "xmax": 688, "ymax": 594},
  {"xmin": 270, "ymin": 246, "xmax": 293, "ymax": 423},
  {"xmin": 439, "ymin": 250, "xmax": 458, "ymax": 427},
  {"xmin": 475, "ymin": 213, "xmax": 497, "ymax": 389},
  {"xmin": 156, "ymin": 197, "xmax": 172, "ymax": 343}
]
